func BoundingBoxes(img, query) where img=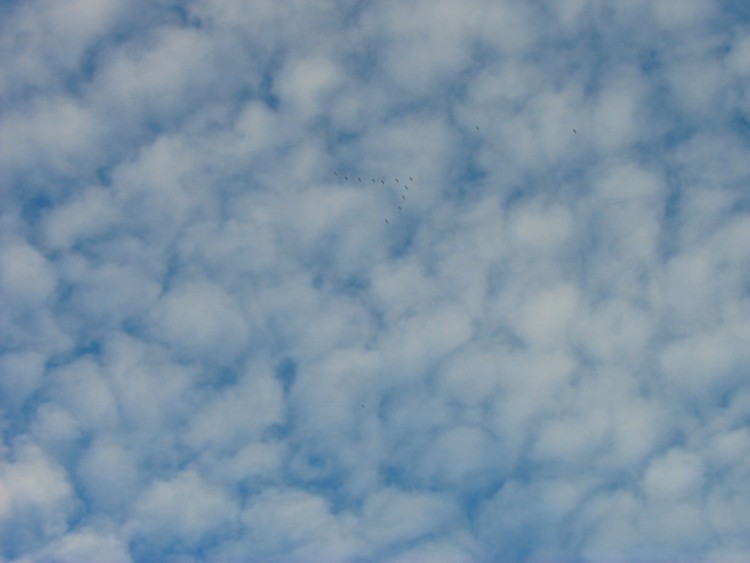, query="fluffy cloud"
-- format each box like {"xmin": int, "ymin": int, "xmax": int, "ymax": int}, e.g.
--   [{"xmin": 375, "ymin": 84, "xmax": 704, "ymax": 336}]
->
[
  {"xmin": 127, "ymin": 469, "xmax": 238, "ymax": 550},
  {"xmin": 2, "ymin": 0, "xmax": 750, "ymax": 561},
  {"xmin": 0, "ymin": 444, "xmax": 76, "ymax": 557}
]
